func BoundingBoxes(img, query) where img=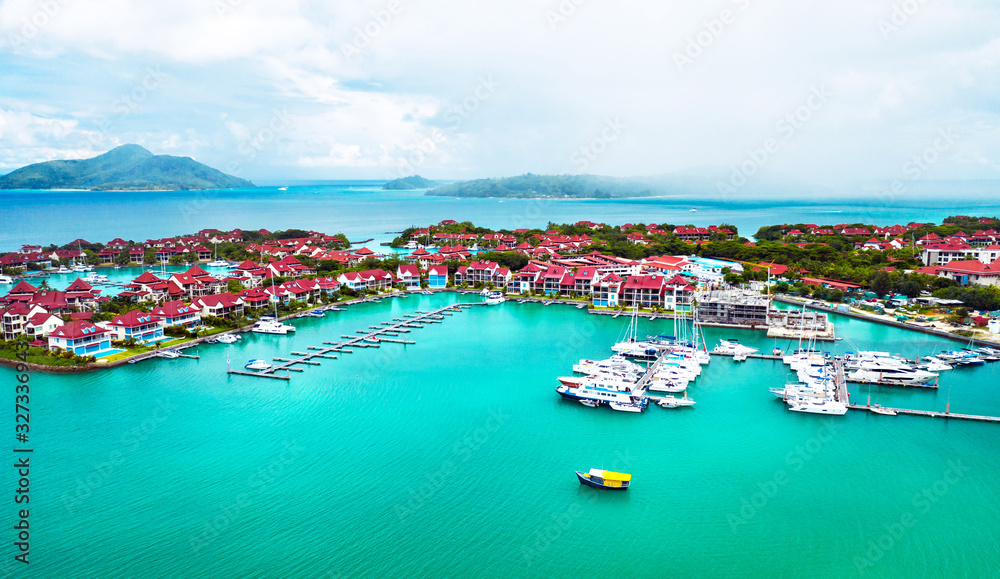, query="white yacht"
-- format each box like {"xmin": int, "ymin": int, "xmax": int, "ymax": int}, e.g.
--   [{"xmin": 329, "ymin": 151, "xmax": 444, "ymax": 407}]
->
[
  {"xmin": 556, "ymin": 383, "xmax": 647, "ymax": 410},
  {"xmin": 483, "ymin": 290, "xmax": 505, "ymax": 305},
  {"xmin": 251, "ymin": 316, "xmax": 296, "ymax": 335},
  {"xmin": 788, "ymin": 399, "xmax": 848, "ymax": 415},
  {"xmin": 572, "ymin": 356, "xmax": 642, "ymax": 376},
  {"xmin": 57, "ymin": 265, "xmax": 72, "ymax": 274},
  {"xmin": 83, "ymin": 272, "xmax": 109, "ymax": 284},
  {"xmin": 216, "ymin": 334, "xmax": 239, "ymax": 344},
  {"xmin": 647, "ymin": 376, "xmax": 688, "ymax": 393},
  {"xmin": 714, "ymin": 339, "xmax": 758, "ymax": 356},
  {"xmin": 404, "ymin": 241, "xmax": 419, "ymax": 250},
  {"xmin": 657, "ymin": 395, "xmax": 696, "ymax": 408},
  {"xmin": 0, "ymin": 275, "xmax": 12, "ymax": 284},
  {"xmin": 245, "ymin": 359, "xmax": 272, "ymax": 371},
  {"xmin": 847, "ymin": 364, "xmax": 937, "ymax": 386}
]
